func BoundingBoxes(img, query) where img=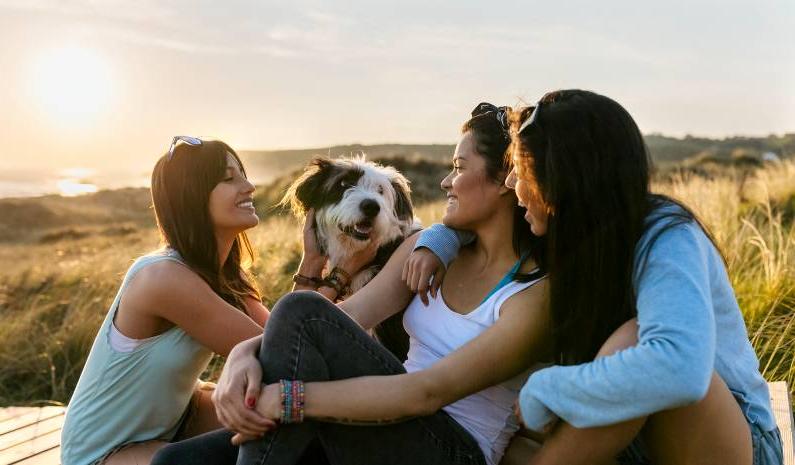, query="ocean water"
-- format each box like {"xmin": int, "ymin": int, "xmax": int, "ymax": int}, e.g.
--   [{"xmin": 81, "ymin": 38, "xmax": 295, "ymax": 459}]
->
[{"xmin": 0, "ymin": 168, "xmax": 150, "ymax": 199}]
